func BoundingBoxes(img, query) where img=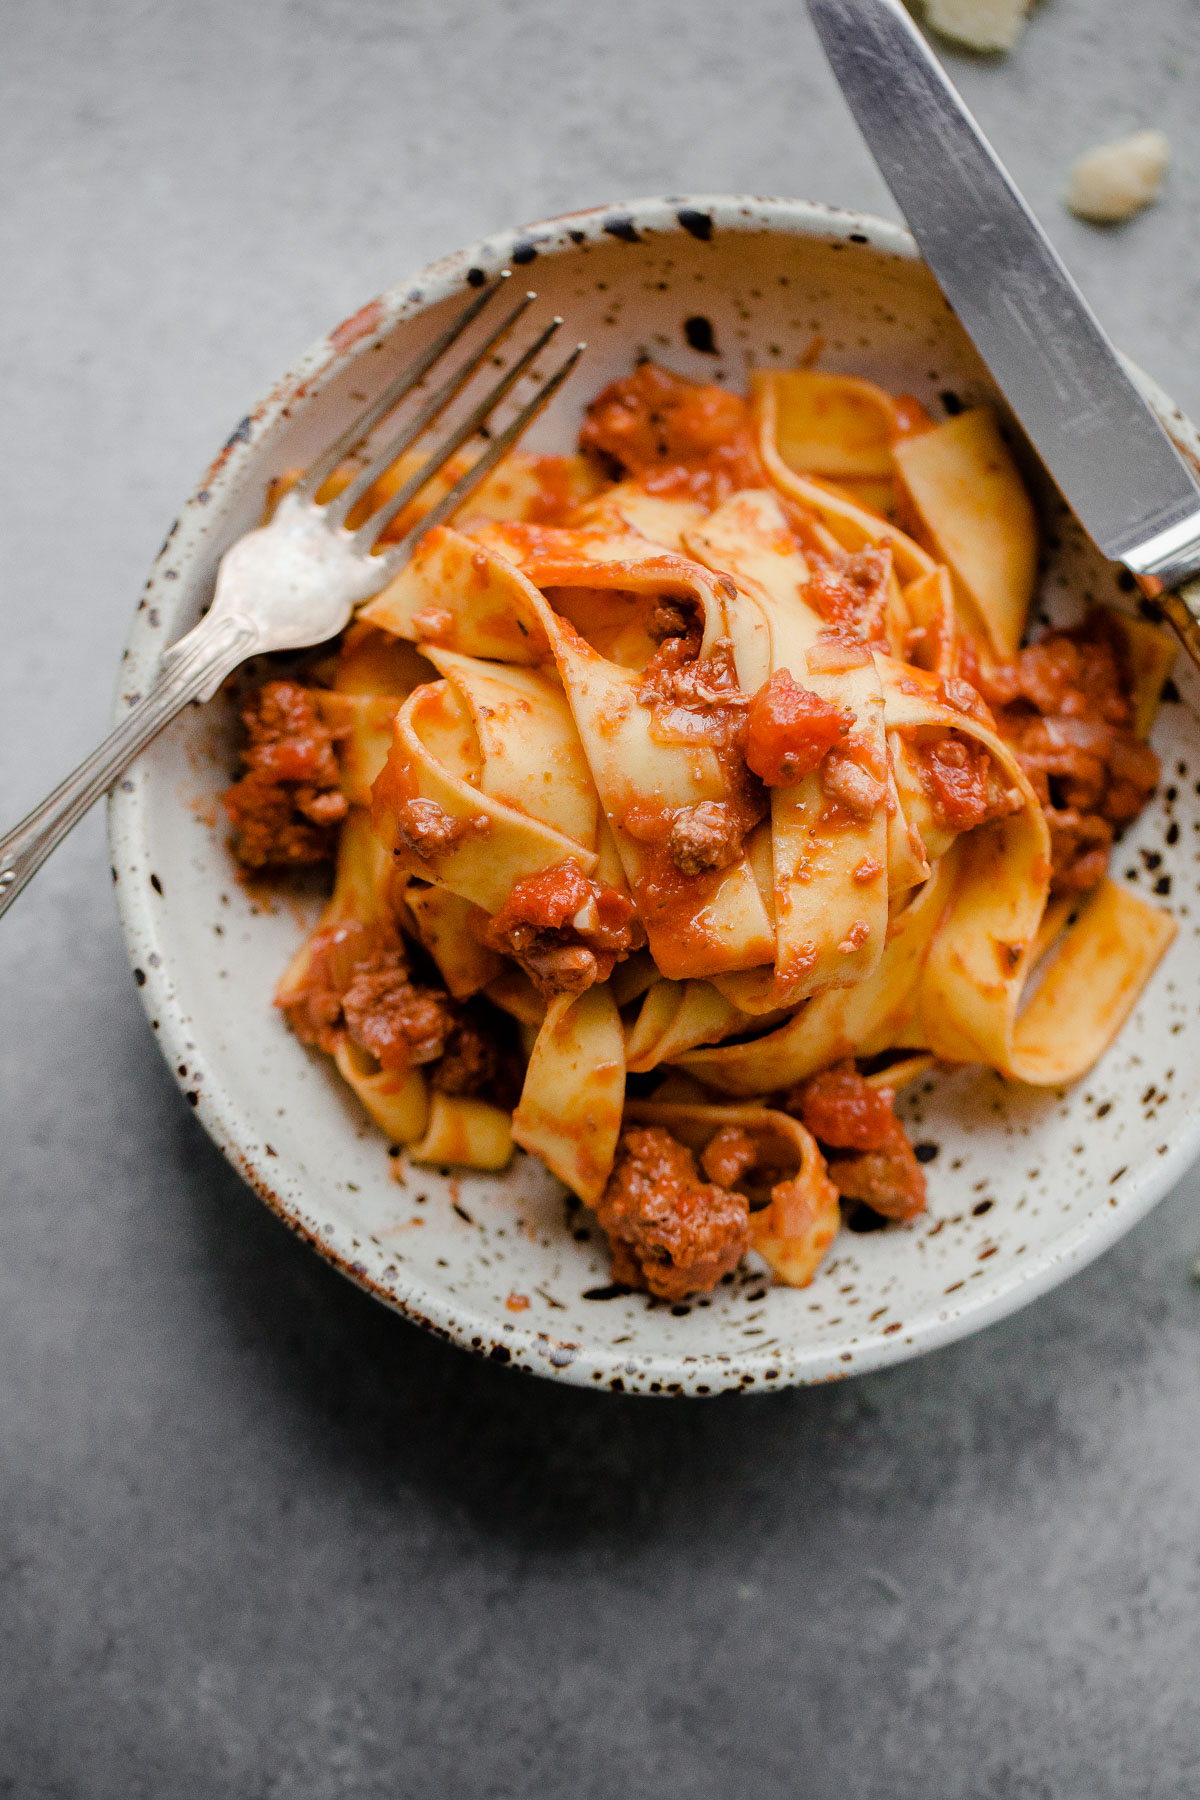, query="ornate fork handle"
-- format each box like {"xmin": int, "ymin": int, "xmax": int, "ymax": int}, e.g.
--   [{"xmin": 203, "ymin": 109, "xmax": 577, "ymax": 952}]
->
[{"xmin": 0, "ymin": 612, "xmax": 257, "ymax": 921}]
